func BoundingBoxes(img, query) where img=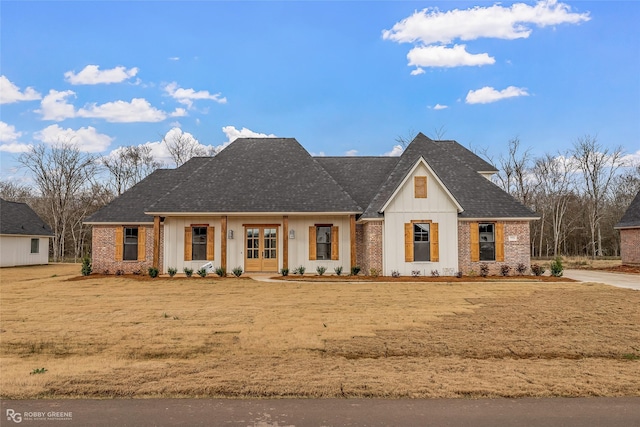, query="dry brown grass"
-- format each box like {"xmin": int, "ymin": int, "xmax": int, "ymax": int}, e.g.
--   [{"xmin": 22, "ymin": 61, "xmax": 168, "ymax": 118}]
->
[{"xmin": 1, "ymin": 264, "xmax": 638, "ymax": 399}]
